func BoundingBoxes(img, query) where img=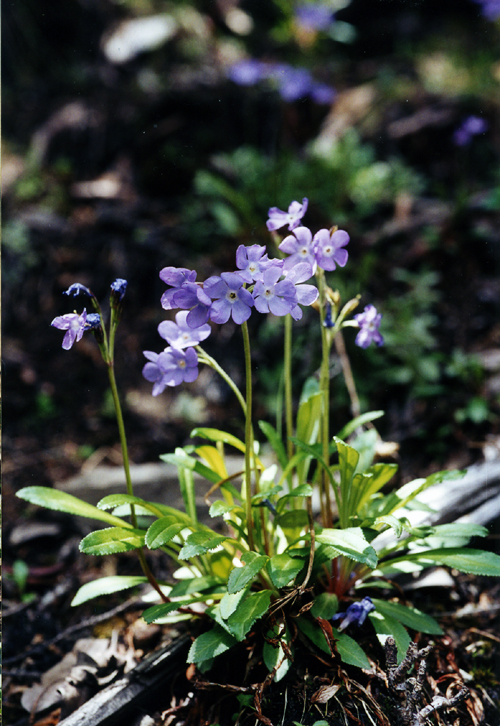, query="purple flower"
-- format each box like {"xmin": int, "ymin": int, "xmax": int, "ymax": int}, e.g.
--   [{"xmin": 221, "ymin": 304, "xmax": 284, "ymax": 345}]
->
[
  {"xmin": 295, "ymin": 4, "xmax": 335, "ymax": 31},
  {"xmin": 284, "ymin": 262, "xmax": 318, "ymax": 320},
  {"xmin": 159, "ymin": 267, "xmax": 198, "ymax": 309},
  {"xmin": 158, "ymin": 311, "xmax": 211, "ymax": 349},
  {"xmin": 51, "ymin": 309, "xmax": 88, "ymax": 350},
  {"xmin": 332, "ymin": 597, "xmax": 375, "ymax": 632},
  {"xmin": 354, "ymin": 305, "xmax": 384, "ymax": 348},
  {"xmin": 453, "ymin": 115, "xmax": 488, "ymax": 146},
  {"xmin": 143, "ymin": 347, "xmax": 199, "ymax": 396},
  {"xmin": 267, "ymin": 198, "xmax": 308, "ymax": 232},
  {"xmin": 235, "ymin": 244, "xmax": 282, "ymax": 283},
  {"xmin": 63, "ymin": 283, "xmax": 93, "ymax": 298},
  {"xmin": 204, "ymin": 272, "xmax": 254, "ymax": 325},
  {"xmin": 253, "ymin": 266, "xmax": 298, "ymax": 316},
  {"xmin": 159, "ymin": 267, "xmax": 212, "ymax": 328},
  {"xmin": 472, "ymin": 0, "xmax": 500, "ymax": 20},
  {"xmin": 314, "ymin": 228, "xmax": 349, "ymax": 271},
  {"xmin": 279, "ymin": 226, "xmax": 317, "ymax": 274},
  {"xmin": 228, "ymin": 59, "xmax": 265, "ymax": 86},
  {"xmin": 110, "ymin": 278, "xmax": 128, "ymax": 301}
]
